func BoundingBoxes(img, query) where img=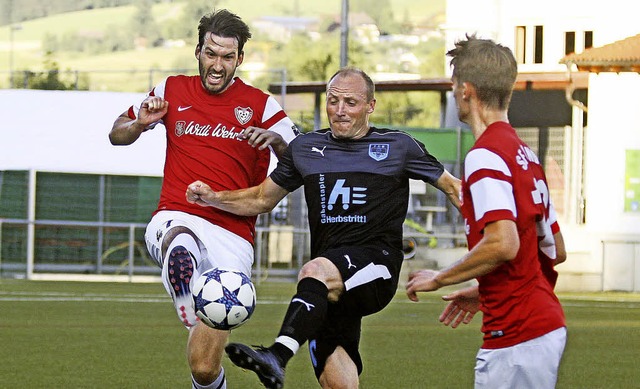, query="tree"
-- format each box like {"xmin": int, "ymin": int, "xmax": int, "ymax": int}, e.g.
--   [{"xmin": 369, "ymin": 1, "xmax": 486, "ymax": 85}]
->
[
  {"xmin": 350, "ymin": 0, "xmax": 400, "ymax": 34},
  {"xmin": 13, "ymin": 51, "xmax": 88, "ymax": 90},
  {"xmin": 265, "ymin": 32, "xmax": 368, "ymax": 82},
  {"xmin": 129, "ymin": 0, "xmax": 162, "ymax": 47},
  {"xmin": 371, "ymin": 92, "xmax": 440, "ymax": 128},
  {"xmin": 166, "ymin": 0, "xmax": 218, "ymax": 42}
]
